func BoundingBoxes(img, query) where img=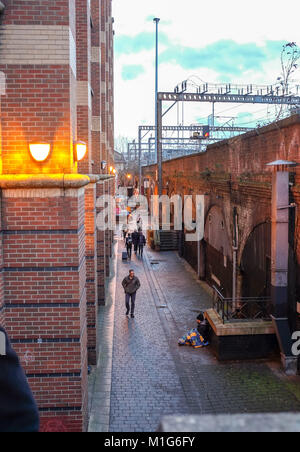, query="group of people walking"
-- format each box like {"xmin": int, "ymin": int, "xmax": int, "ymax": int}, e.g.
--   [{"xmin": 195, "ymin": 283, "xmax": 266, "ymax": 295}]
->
[{"xmin": 124, "ymin": 229, "xmax": 146, "ymax": 260}]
